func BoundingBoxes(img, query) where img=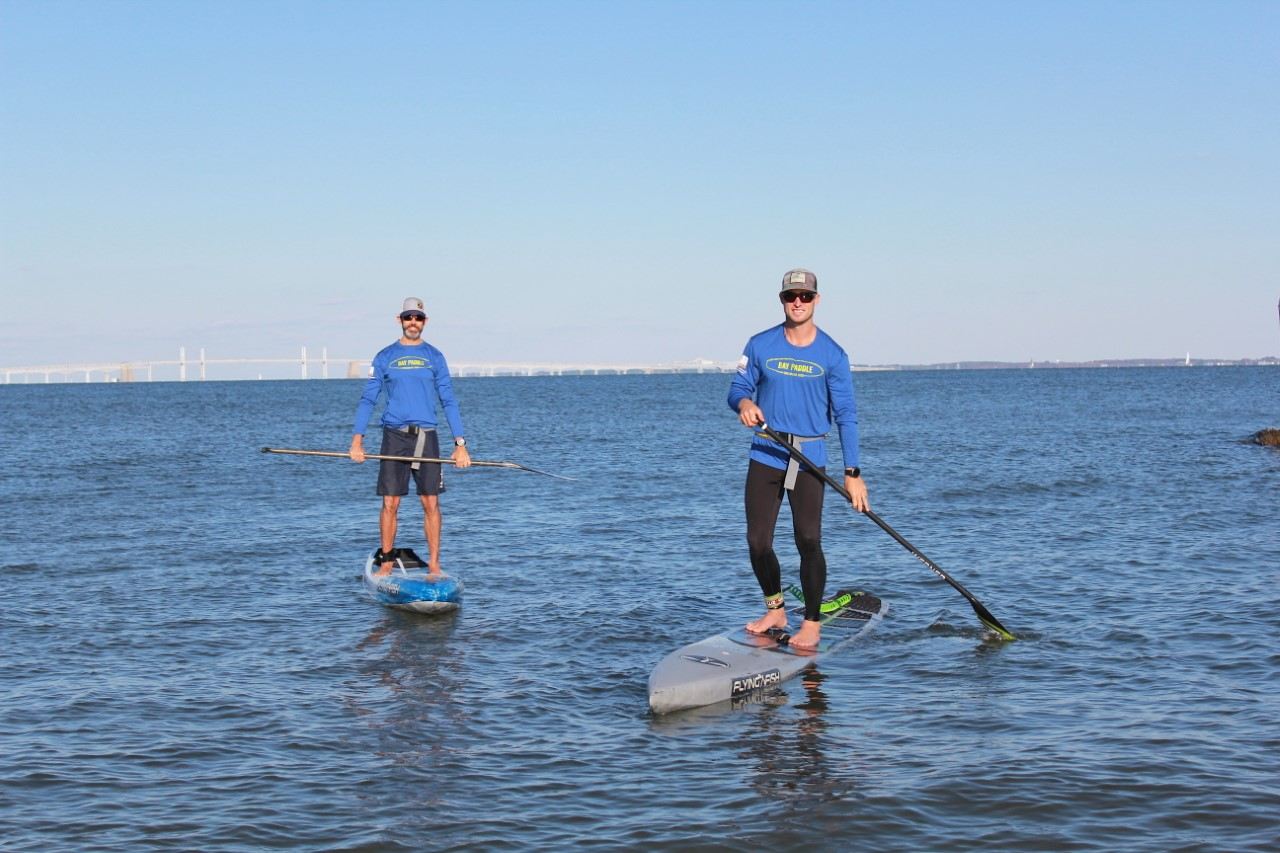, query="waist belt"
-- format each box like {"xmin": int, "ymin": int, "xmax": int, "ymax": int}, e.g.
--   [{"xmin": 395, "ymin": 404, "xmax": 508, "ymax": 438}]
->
[
  {"xmin": 393, "ymin": 425, "xmax": 435, "ymax": 469},
  {"xmin": 393, "ymin": 425, "xmax": 435, "ymax": 436},
  {"xmin": 756, "ymin": 430, "xmax": 821, "ymax": 491}
]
